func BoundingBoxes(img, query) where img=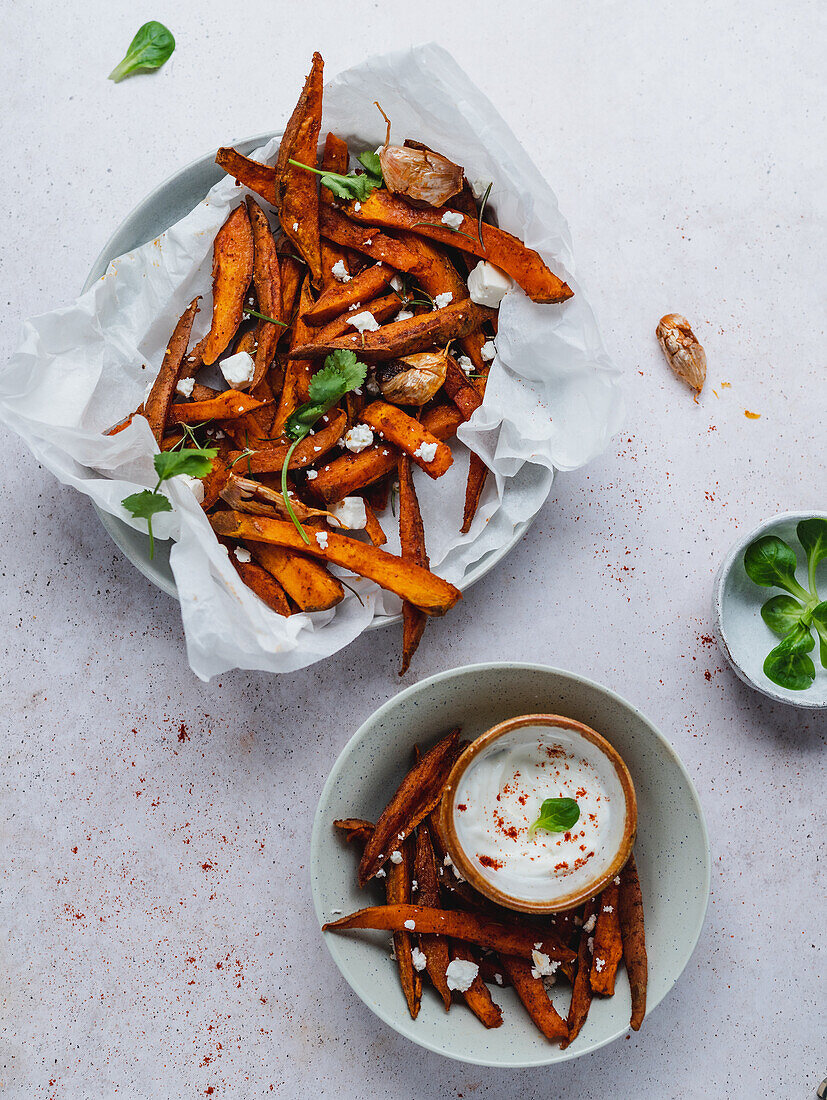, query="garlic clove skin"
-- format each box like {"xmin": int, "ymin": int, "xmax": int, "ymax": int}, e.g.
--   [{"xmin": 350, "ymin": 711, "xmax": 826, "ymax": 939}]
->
[
  {"xmin": 378, "ymin": 145, "xmax": 464, "ymax": 208},
  {"xmin": 376, "ymin": 351, "xmax": 448, "ymax": 406},
  {"xmin": 656, "ymin": 314, "xmax": 707, "ymax": 393}
]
